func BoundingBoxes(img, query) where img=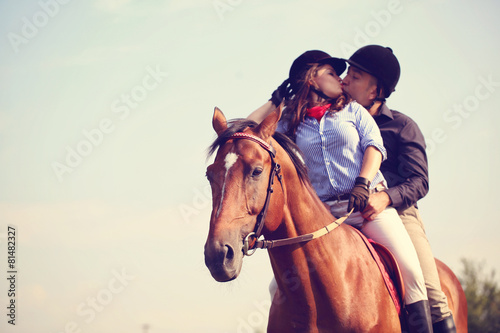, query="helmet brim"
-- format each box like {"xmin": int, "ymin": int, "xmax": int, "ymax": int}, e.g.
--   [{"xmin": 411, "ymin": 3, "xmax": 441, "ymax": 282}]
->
[
  {"xmin": 345, "ymin": 58, "xmax": 375, "ymax": 77},
  {"xmin": 319, "ymin": 57, "xmax": 347, "ymax": 77}
]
